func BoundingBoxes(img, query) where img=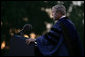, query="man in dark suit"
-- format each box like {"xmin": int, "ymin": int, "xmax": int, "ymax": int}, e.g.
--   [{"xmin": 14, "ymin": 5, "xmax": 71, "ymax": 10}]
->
[{"xmin": 26, "ymin": 4, "xmax": 84, "ymax": 56}]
